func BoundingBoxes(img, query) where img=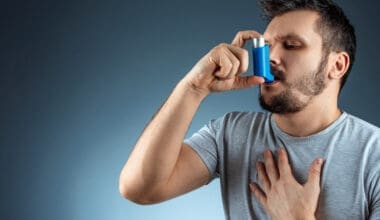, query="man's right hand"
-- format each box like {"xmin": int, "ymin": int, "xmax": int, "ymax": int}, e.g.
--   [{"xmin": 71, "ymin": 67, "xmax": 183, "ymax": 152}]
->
[
  {"xmin": 119, "ymin": 30, "xmax": 266, "ymax": 205},
  {"xmin": 182, "ymin": 30, "xmax": 266, "ymax": 98}
]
